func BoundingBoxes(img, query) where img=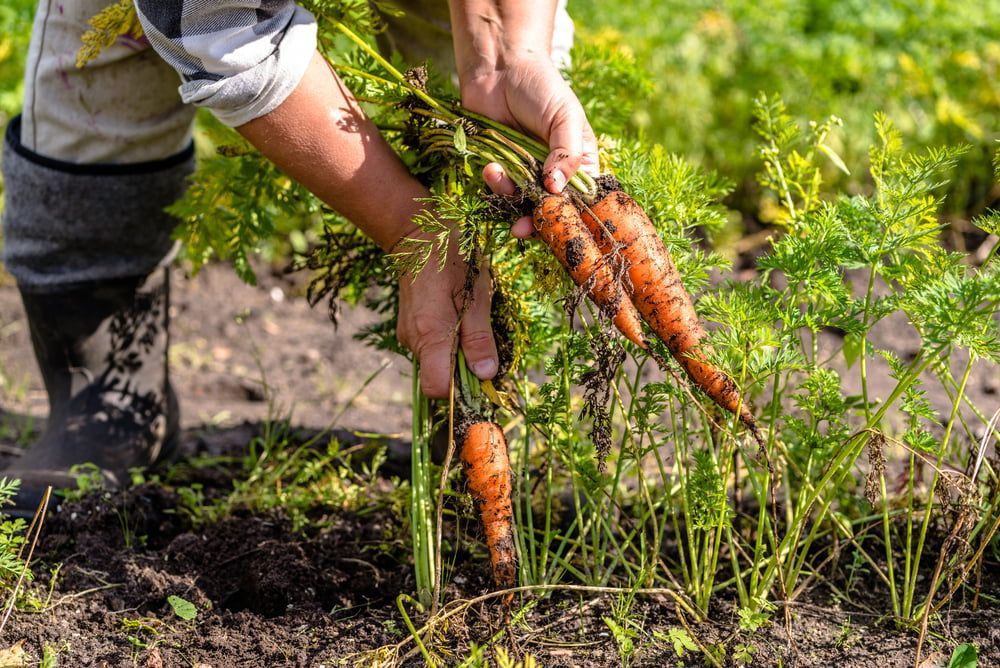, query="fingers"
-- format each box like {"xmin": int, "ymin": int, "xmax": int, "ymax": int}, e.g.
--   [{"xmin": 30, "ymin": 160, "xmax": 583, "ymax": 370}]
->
[
  {"xmin": 483, "ymin": 162, "xmax": 517, "ymax": 196},
  {"xmin": 397, "ymin": 255, "xmax": 499, "ymax": 400},
  {"xmin": 580, "ymin": 123, "xmax": 600, "ymax": 177},
  {"xmin": 510, "ymin": 216, "xmax": 534, "ymax": 238},
  {"xmin": 542, "ymin": 102, "xmax": 597, "ymax": 193},
  {"xmin": 405, "ymin": 302, "xmax": 498, "ymax": 399},
  {"xmin": 417, "ymin": 334, "xmax": 456, "ymax": 399},
  {"xmin": 460, "ymin": 268, "xmax": 499, "ymax": 381},
  {"xmin": 398, "ymin": 312, "xmax": 455, "ymax": 399}
]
